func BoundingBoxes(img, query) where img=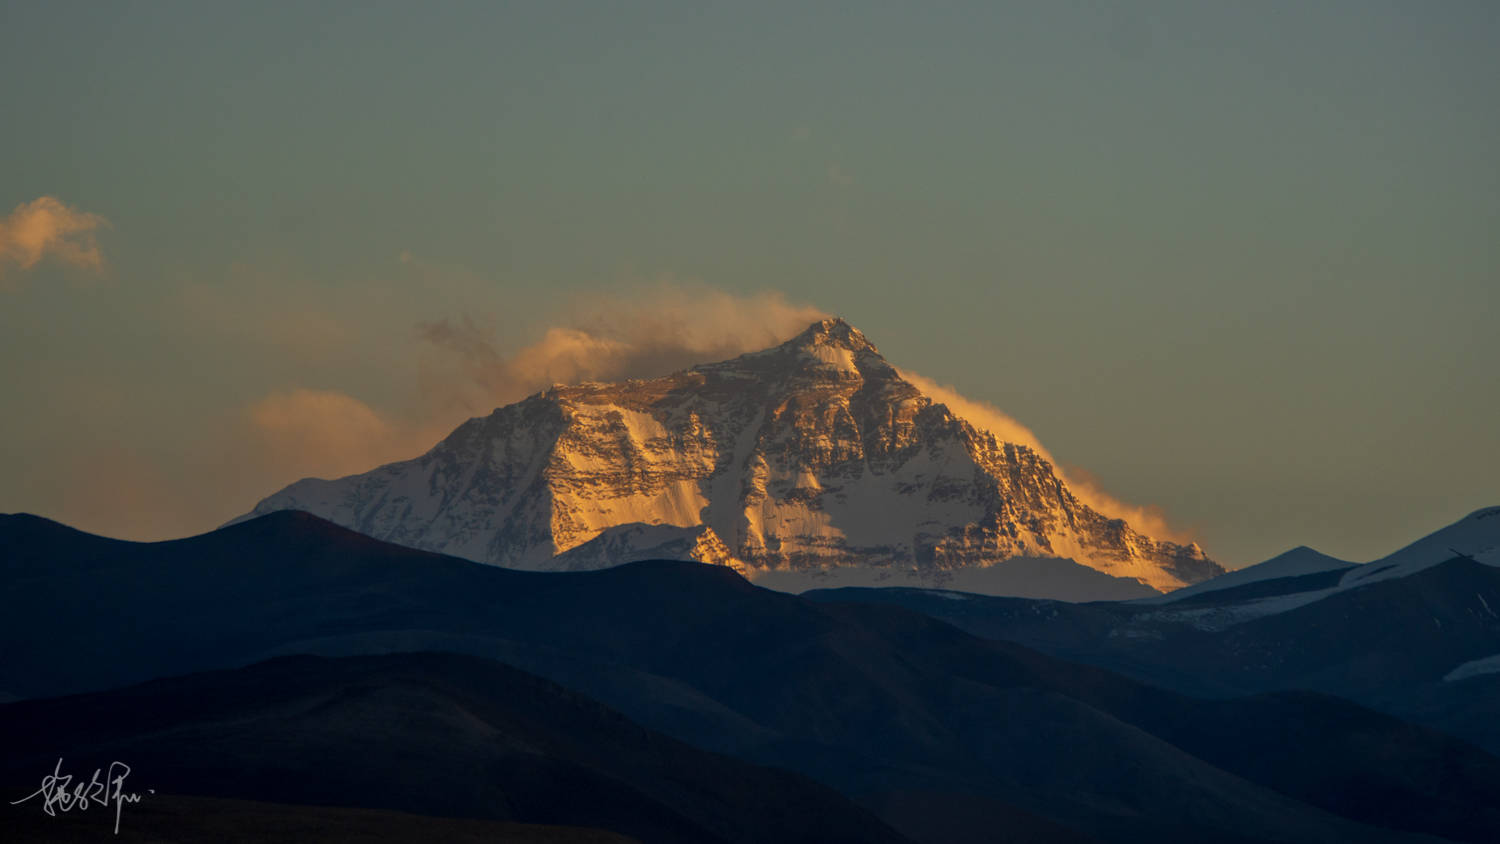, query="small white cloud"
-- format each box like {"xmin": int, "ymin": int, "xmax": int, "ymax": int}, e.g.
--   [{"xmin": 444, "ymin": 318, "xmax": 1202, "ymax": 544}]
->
[{"xmin": 0, "ymin": 196, "xmax": 110, "ymax": 284}]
